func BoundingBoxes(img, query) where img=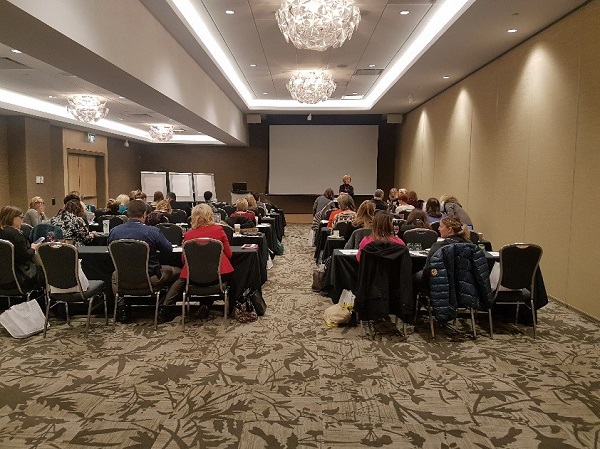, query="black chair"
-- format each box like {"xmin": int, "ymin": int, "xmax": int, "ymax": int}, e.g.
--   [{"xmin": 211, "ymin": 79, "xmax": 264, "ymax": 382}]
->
[
  {"xmin": 0, "ymin": 239, "xmax": 44, "ymax": 308},
  {"xmin": 333, "ymin": 221, "xmax": 355, "ymax": 241},
  {"xmin": 218, "ymin": 224, "xmax": 234, "ymax": 244},
  {"xmin": 31, "ymin": 224, "xmax": 63, "ymax": 242},
  {"xmin": 344, "ymin": 228, "xmax": 372, "ymax": 250},
  {"xmin": 414, "ymin": 243, "xmax": 492, "ymax": 338},
  {"xmin": 491, "ymin": 243, "xmax": 543, "ymax": 338},
  {"xmin": 225, "ymin": 215, "xmax": 254, "ymax": 229},
  {"xmin": 108, "ymin": 239, "xmax": 163, "ymax": 330},
  {"xmin": 169, "ymin": 209, "xmax": 188, "ymax": 223},
  {"xmin": 324, "ymin": 209, "xmax": 337, "ymax": 221},
  {"xmin": 20, "ymin": 223, "xmax": 33, "ymax": 240},
  {"xmin": 430, "ymin": 221, "xmax": 440, "ymax": 235},
  {"xmin": 108, "ymin": 215, "xmax": 127, "ymax": 230},
  {"xmin": 37, "ymin": 242, "xmax": 107, "ymax": 338},
  {"xmin": 157, "ymin": 223, "xmax": 184, "ymax": 246},
  {"xmin": 181, "ymin": 238, "xmax": 230, "ymax": 329},
  {"xmin": 214, "ymin": 208, "xmax": 228, "ymax": 219},
  {"xmin": 354, "ymin": 241, "xmax": 413, "ymax": 337},
  {"xmin": 469, "ymin": 231, "xmax": 480, "ymax": 244},
  {"xmin": 402, "ymin": 229, "xmax": 438, "ymax": 250}
]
